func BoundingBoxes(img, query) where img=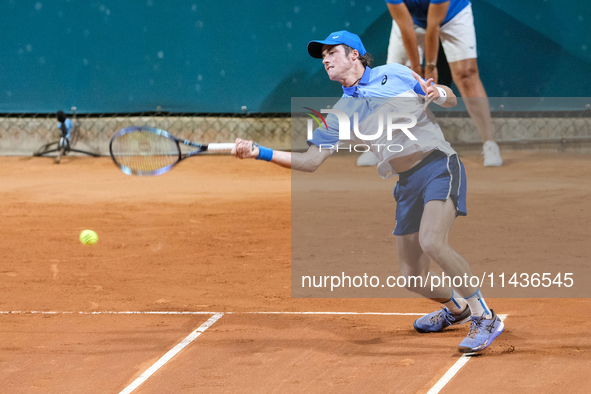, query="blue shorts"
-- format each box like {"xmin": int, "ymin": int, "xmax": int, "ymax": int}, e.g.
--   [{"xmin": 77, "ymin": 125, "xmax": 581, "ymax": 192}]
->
[{"xmin": 393, "ymin": 150, "xmax": 467, "ymax": 236}]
